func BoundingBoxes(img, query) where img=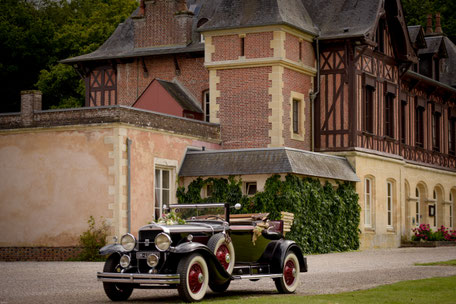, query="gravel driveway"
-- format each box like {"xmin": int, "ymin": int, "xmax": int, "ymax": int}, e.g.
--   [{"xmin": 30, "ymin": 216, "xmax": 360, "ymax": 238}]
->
[{"xmin": 1, "ymin": 247, "xmax": 455, "ymax": 303}]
